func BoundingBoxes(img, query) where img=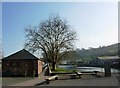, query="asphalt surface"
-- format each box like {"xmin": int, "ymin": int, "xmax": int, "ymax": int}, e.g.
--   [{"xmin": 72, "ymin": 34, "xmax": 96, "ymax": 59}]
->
[
  {"xmin": 39, "ymin": 74, "xmax": 119, "ymax": 86},
  {"xmin": 1, "ymin": 68, "xmax": 119, "ymax": 87}
]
